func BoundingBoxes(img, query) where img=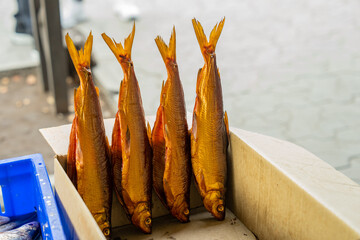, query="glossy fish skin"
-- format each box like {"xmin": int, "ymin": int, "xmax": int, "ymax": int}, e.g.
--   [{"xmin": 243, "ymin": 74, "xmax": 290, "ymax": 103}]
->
[
  {"xmin": 66, "ymin": 32, "xmax": 112, "ymax": 238},
  {"xmin": 152, "ymin": 27, "xmax": 191, "ymax": 223},
  {"xmin": 0, "ymin": 216, "xmax": 10, "ymax": 226},
  {"xmin": 0, "ymin": 213, "xmax": 36, "ymax": 233},
  {"xmin": 0, "ymin": 221, "xmax": 39, "ymax": 240},
  {"xmin": 102, "ymin": 24, "xmax": 152, "ymax": 234},
  {"xmin": 191, "ymin": 18, "xmax": 229, "ymax": 221}
]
